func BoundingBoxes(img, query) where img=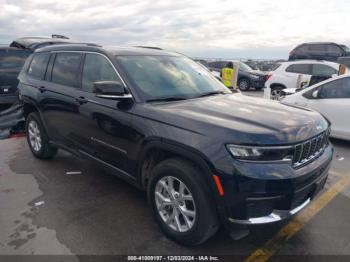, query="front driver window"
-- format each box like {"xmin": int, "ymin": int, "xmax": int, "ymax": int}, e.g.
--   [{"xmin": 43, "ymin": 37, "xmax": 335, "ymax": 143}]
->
[
  {"xmin": 319, "ymin": 77, "xmax": 350, "ymax": 99},
  {"xmin": 82, "ymin": 53, "xmax": 120, "ymax": 92}
]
